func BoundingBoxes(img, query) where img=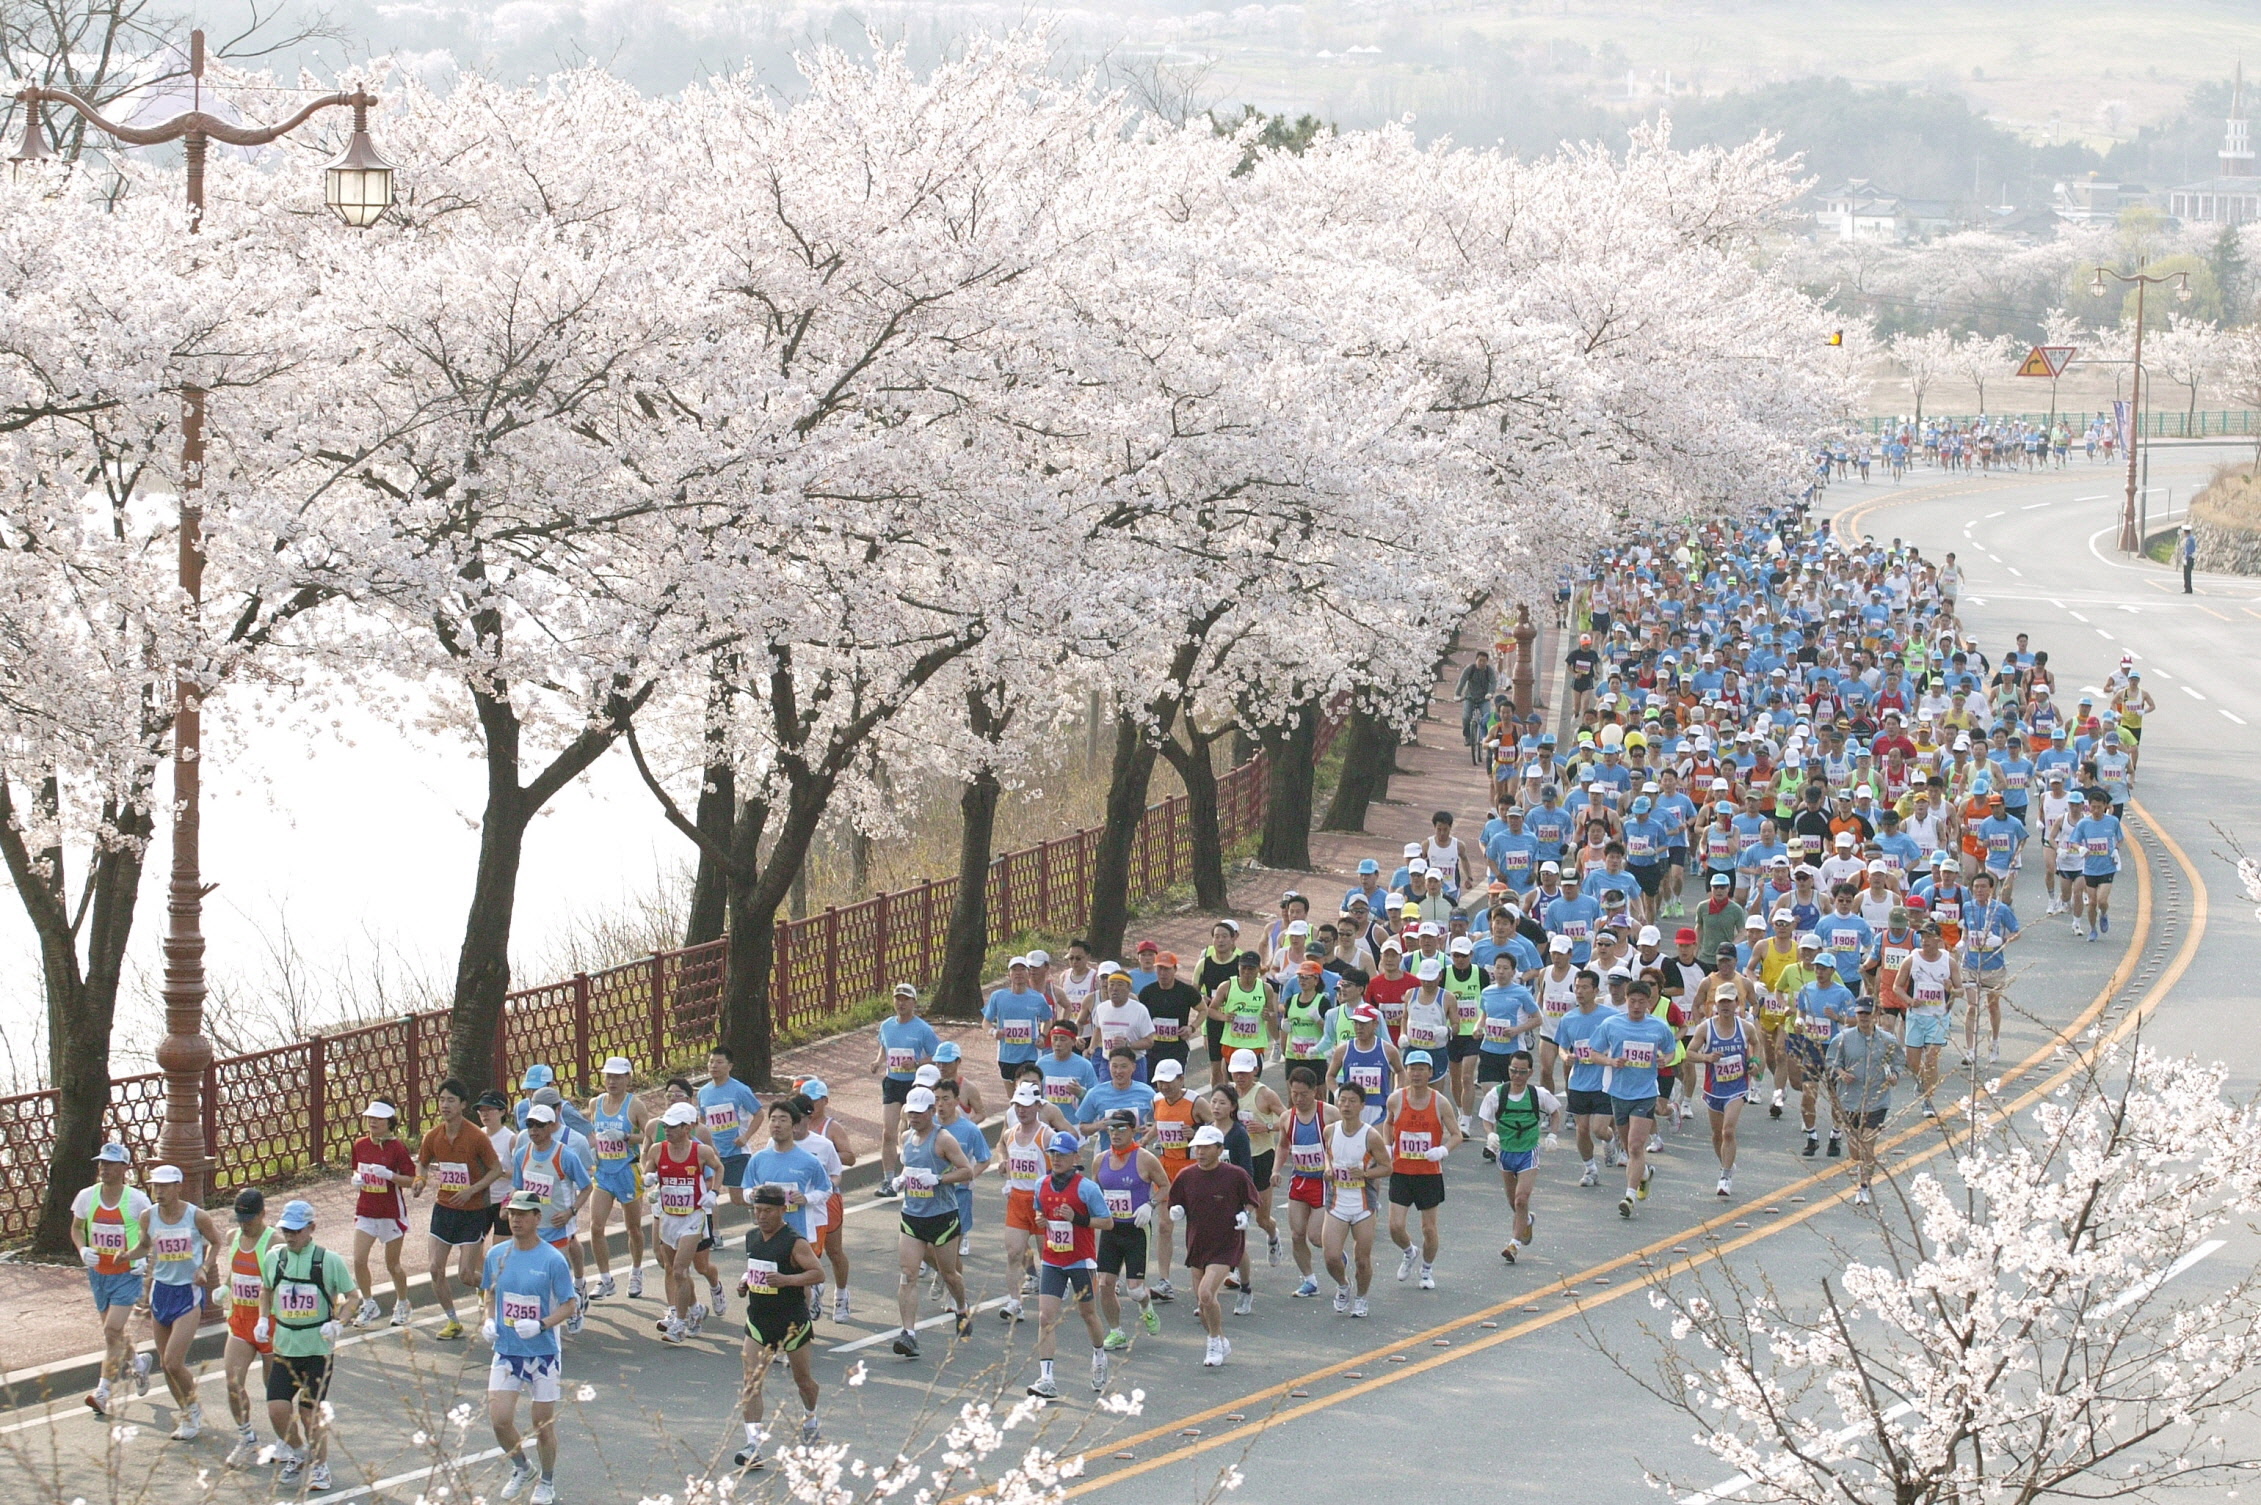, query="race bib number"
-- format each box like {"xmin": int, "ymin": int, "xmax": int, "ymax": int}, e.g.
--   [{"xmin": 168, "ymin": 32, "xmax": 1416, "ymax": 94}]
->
[
  {"xmin": 500, "ymin": 1292, "xmax": 543, "ymax": 1325},
  {"xmin": 1288, "ymin": 1144, "xmax": 1325, "ymax": 1175},
  {"xmin": 1329, "ymin": 1166, "xmax": 1362, "ymax": 1187},
  {"xmin": 997, "ymin": 1019, "xmax": 1037, "ymax": 1046},
  {"xmin": 1378, "ymin": 997, "xmax": 1406, "ymax": 1024},
  {"xmin": 1232, "ymin": 1012, "xmax": 1263, "ymax": 1037},
  {"xmin": 1575, "ymin": 1042, "xmax": 1603, "ymax": 1065},
  {"xmin": 1044, "ymin": 1219, "xmax": 1075, "ymax": 1256},
  {"xmin": 1829, "ymin": 928, "xmax": 1861, "ymax": 953},
  {"xmin": 1799, "ymin": 1015, "xmax": 1834, "ymax": 1041},
  {"xmin": 1542, "ymin": 991, "xmax": 1571, "ymax": 1019},
  {"xmin": 1455, "ymin": 998, "xmax": 1481, "ymax": 1025},
  {"xmin": 432, "ymin": 1161, "xmax": 472, "ymax": 1191},
  {"xmin": 1560, "ymin": 920, "xmax": 1590, "ymax": 940},
  {"xmin": 779, "ymin": 1184, "xmax": 805, "ymax": 1210},
  {"xmin": 91, "ymin": 1223, "xmax": 127, "ymax": 1253},
  {"xmin": 153, "ymin": 1232, "xmax": 194, "ymax": 1262},
  {"xmin": 1397, "ymin": 1131, "xmax": 1433, "ymax": 1158},
  {"xmin": 658, "ymin": 1181, "xmax": 698, "ymax": 1216},
  {"xmin": 1970, "ymin": 929, "xmax": 1999, "ymax": 953},
  {"xmin": 1914, "ymin": 982, "xmax": 1946, "ymax": 1004},
  {"xmin": 1103, "ymin": 1188, "xmax": 1134, "ymax": 1219},
  {"xmin": 1045, "ymin": 1079, "xmax": 1082, "ymax": 1106},
  {"xmin": 1152, "ymin": 1019, "xmax": 1182, "ymax": 1041},
  {"xmin": 356, "ymin": 1166, "xmax": 390, "ymax": 1191},
  {"xmin": 744, "ymin": 1259, "xmax": 778, "ymax": 1295},
  {"xmin": 1348, "ymin": 1065, "xmax": 1383, "ymax": 1095},
  {"xmin": 1482, "ymin": 1017, "xmax": 1521, "ymax": 1045},
  {"xmin": 885, "ymin": 1048, "xmax": 917, "ymax": 1074},
  {"xmin": 1288, "ymin": 1032, "xmax": 1321, "ymax": 1057},
  {"xmin": 1883, "ymin": 946, "xmax": 1912, "ymax": 972},
  {"xmin": 1706, "ymin": 833, "xmax": 1733, "ymax": 860},
  {"xmin": 1407, "ymin": 1023, "xmax": 1448, "ymax": 1049},
  {"xmin": 703, "ymin": 1103, "xmax": 739, "ymax": 1134},
  {"xmin": 1008, "ymin": 1144, "xmax": 1046, "ymax": 1177},
  {"xmin": 2086, "ymin": 835, "xmax": 2111, "ymax": 857},
  {"xmin": 277, "ymin": 1284, "xmax": 320, "ymax": 1318},
  {"xmin": 2006, "ymin": 769, "xmax": 2029, "ymax": 790},
  {"xmin": 898, "ymin": 1168, "xmax": 938, "ymax": 1197},
  {"xmin": 1736, "ymin": 831, "xmax": 1759, "ymax": 854},
  {"xmin": 1619, "ymin": 1041, "xmax": 1657, "ymax": 1069},
  {"xmin": 1627, "ymin": 833, "xmax": 1656, "ymax": 858},
  {"xmin": 1154, "ymin": 1122, "xmax": 1190, "ymax": 1150},
  {"xmin": 519, "ymin": 1165, "xmax": 555, "ymax": 1201},
  {"xmin": 230, "ymin": 1271, "xmax": 263, "ymax": 1306},
  {"xmin": 1713, "ymin": 1056, "xmax": 1744, "ymax": 1083},
  {"xmin": 592, "ymin": 1131, "xmax": 629, "ymax": 1161}
]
